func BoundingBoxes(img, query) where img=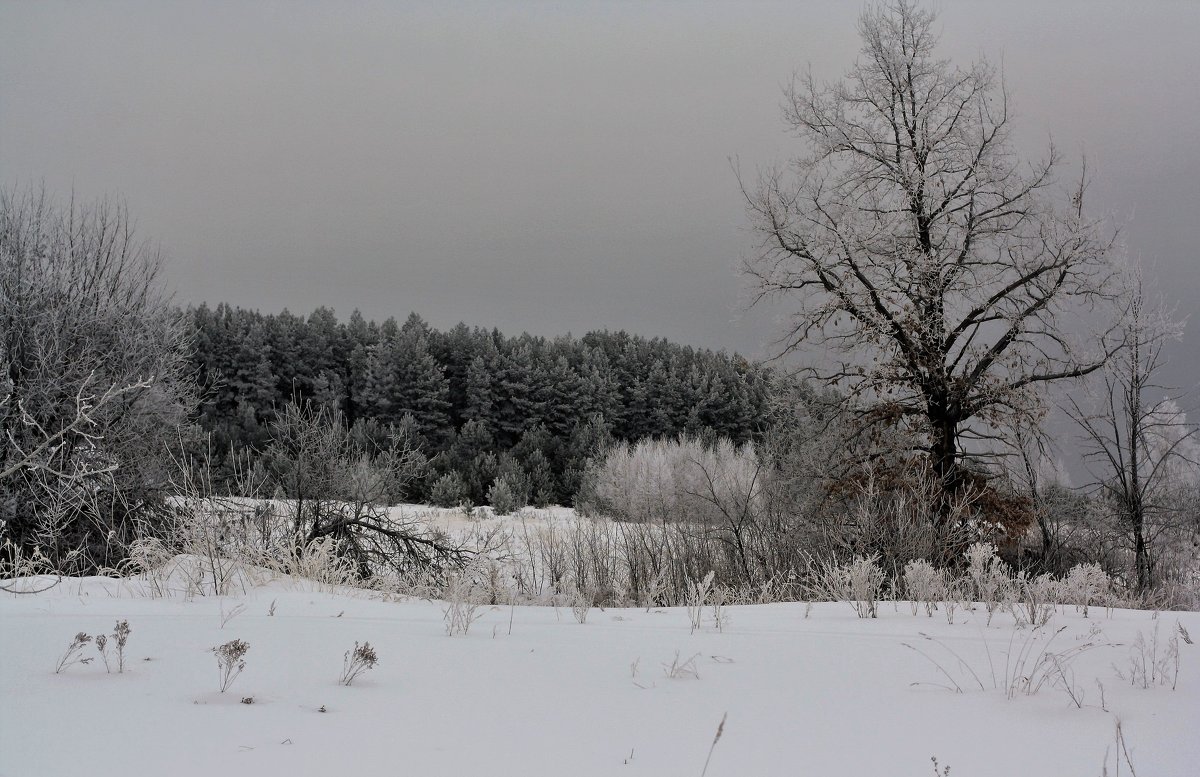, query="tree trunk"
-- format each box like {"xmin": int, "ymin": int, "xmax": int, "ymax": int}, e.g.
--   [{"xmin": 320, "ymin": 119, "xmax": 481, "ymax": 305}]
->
[
  {"xmin": 1133, "ymin": 518, "xmax": 1151, "ymax": 593},
  {"xmin": 927, "ymin": 403, "xmax": 962, "ymax": 526}
]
